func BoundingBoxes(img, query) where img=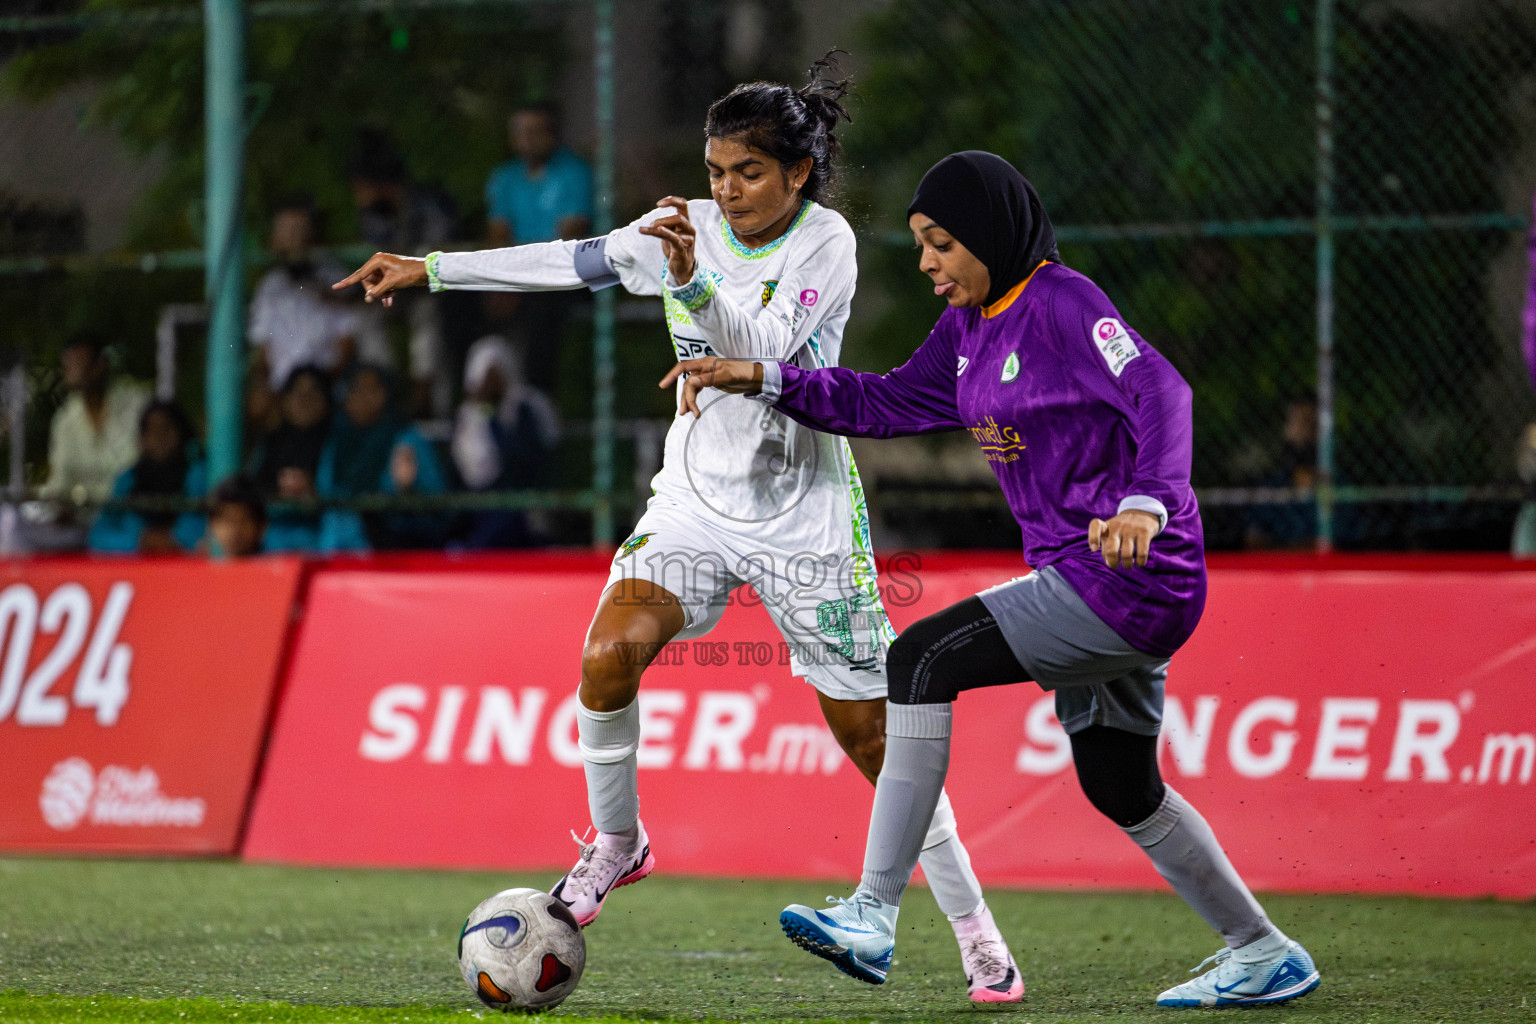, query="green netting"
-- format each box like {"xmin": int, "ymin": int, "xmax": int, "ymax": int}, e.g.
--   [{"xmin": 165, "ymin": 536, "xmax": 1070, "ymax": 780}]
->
[
  {"xmin": 5, "ymin": 0, "xmax": 1536, "ymax": 549},
  {"xmin": 847, "ymin": 0, "xmax": 1536, "ymax": 549}
]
